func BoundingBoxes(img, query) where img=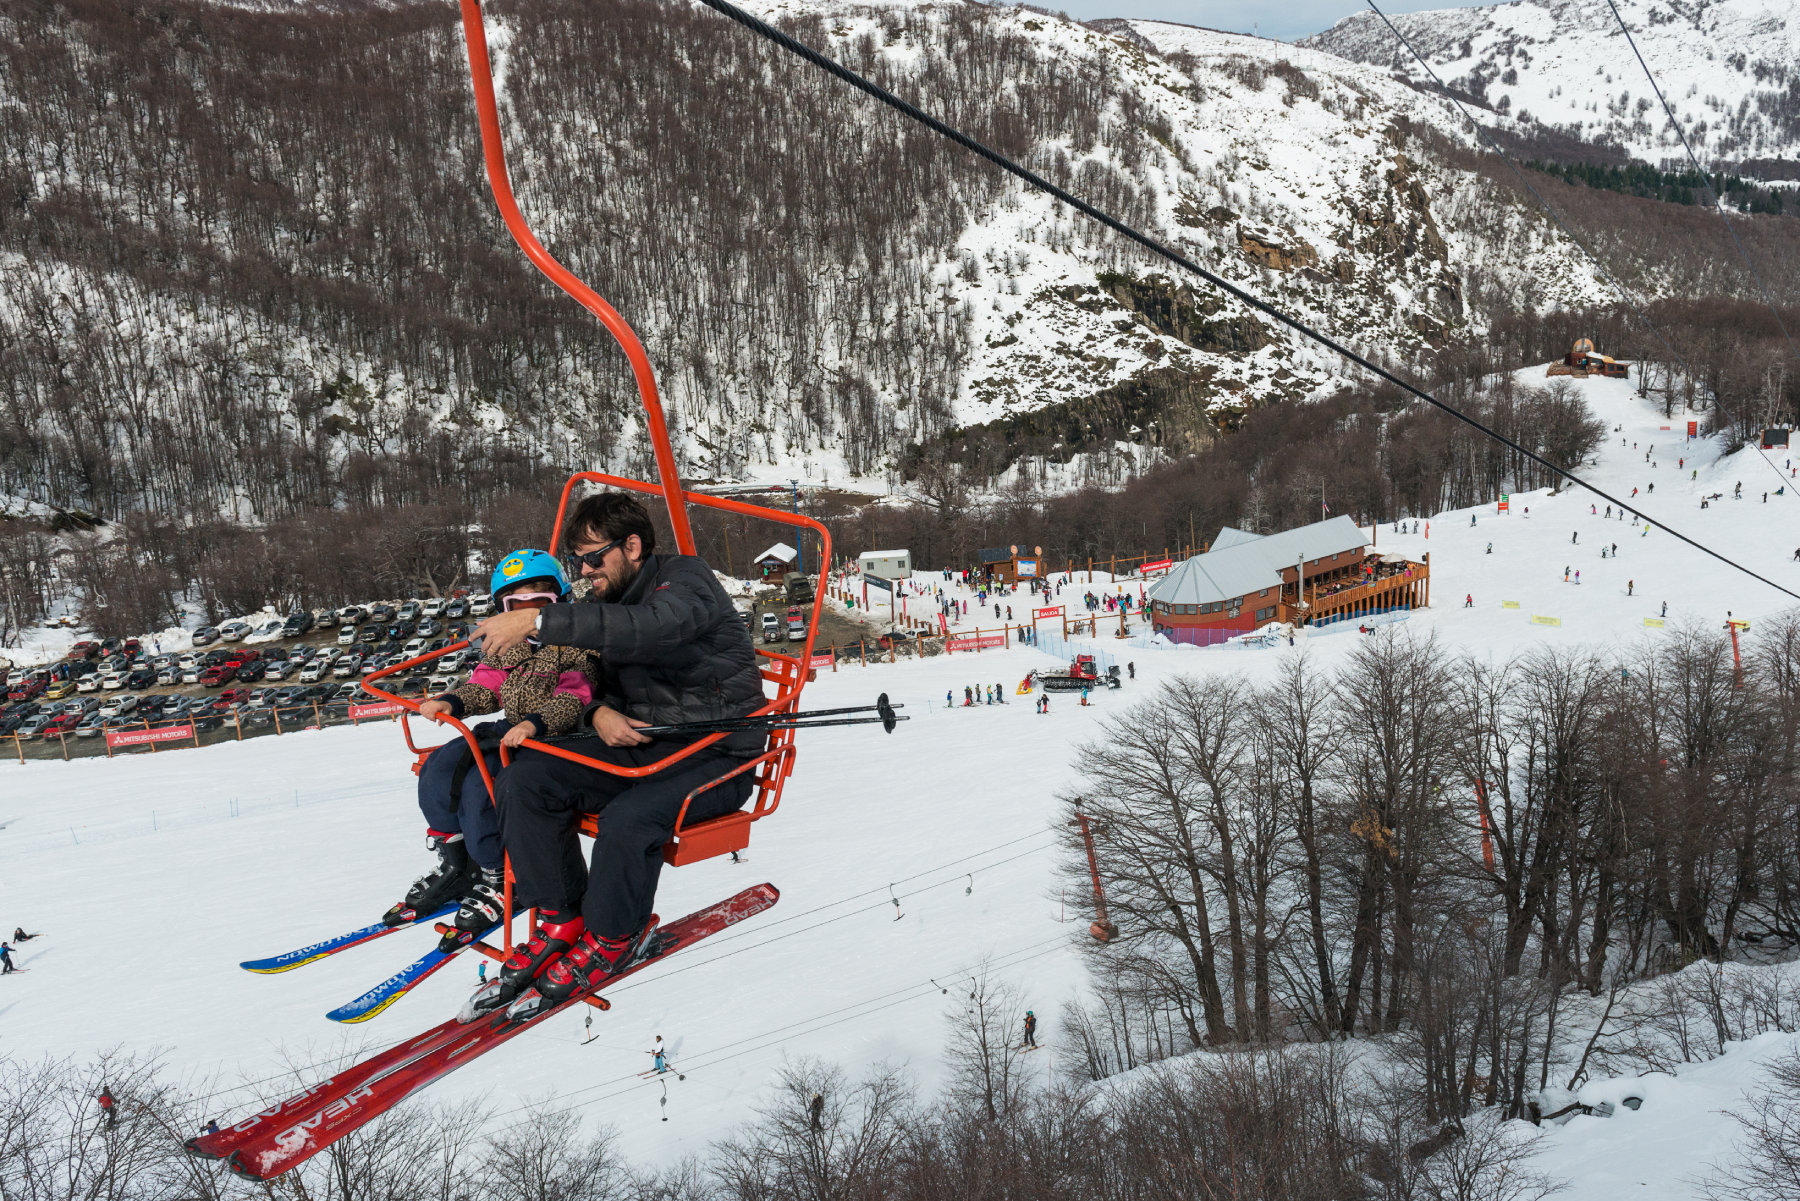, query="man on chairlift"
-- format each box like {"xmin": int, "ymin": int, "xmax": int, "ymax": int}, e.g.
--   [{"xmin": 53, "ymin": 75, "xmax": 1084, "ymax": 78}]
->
[{"xmin": 468, "ymin": 492, "xmax": 763, "ymax": 1015}]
